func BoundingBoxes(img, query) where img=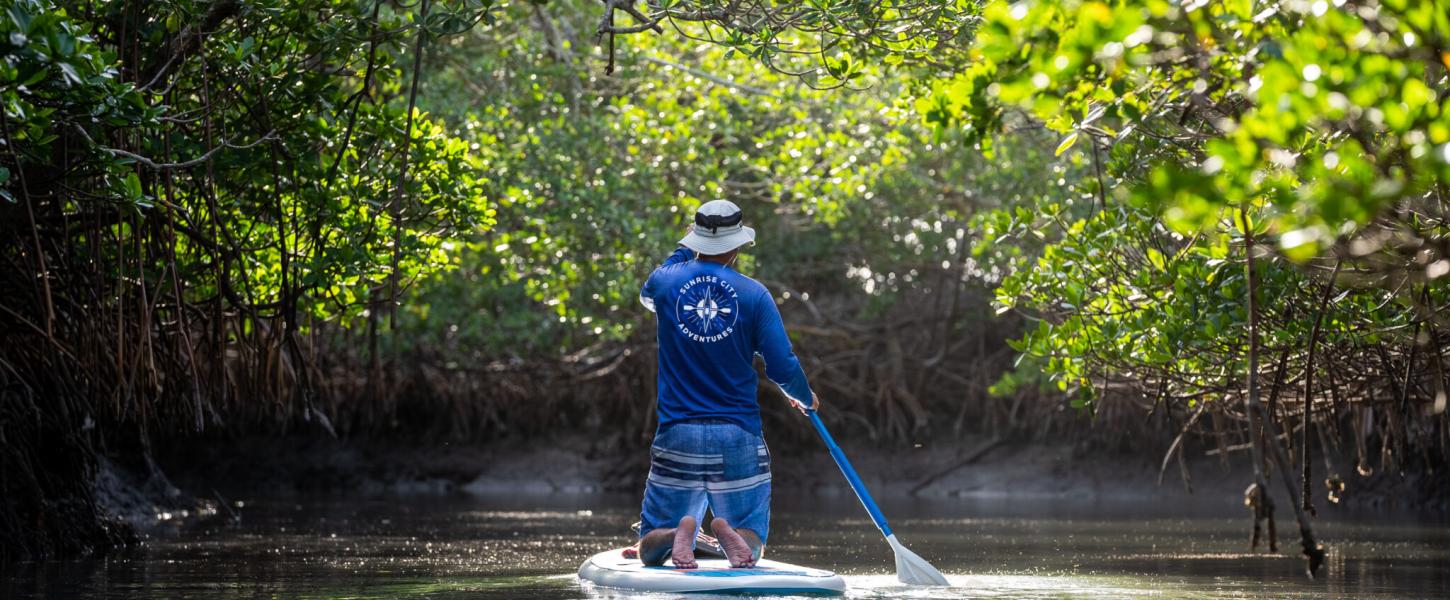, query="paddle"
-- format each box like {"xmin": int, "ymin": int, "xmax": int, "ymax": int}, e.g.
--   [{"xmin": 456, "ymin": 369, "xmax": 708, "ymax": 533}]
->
[{"xmin": 805, "ymin": 409, "xmax": 950, "ymax": 586}]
